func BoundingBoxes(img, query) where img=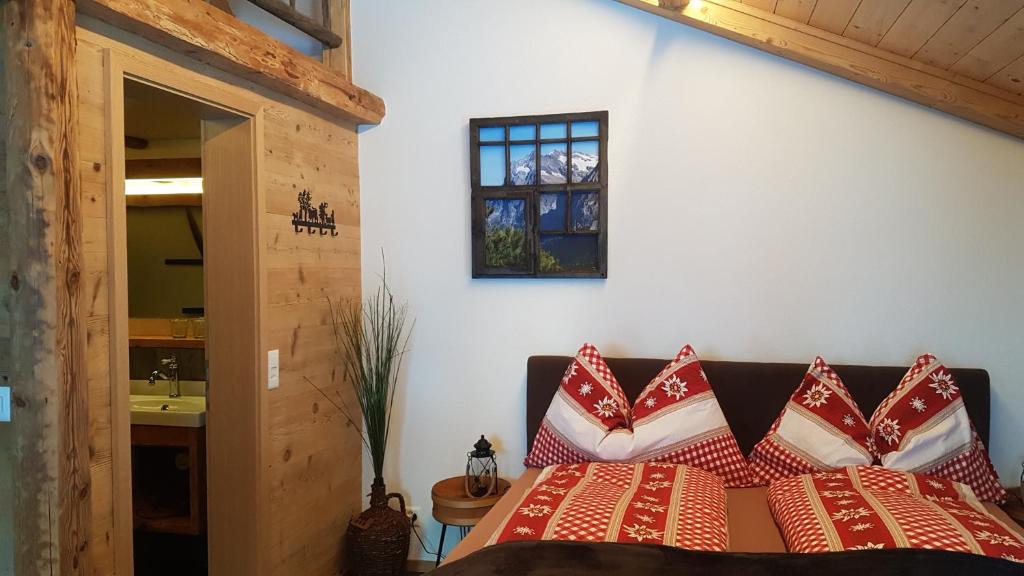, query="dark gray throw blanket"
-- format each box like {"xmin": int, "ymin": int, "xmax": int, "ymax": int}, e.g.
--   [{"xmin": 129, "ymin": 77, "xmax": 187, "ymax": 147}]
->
[{"xmin": 430, "ymin": 541, "xmax": 1024, "ymax": 575}]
